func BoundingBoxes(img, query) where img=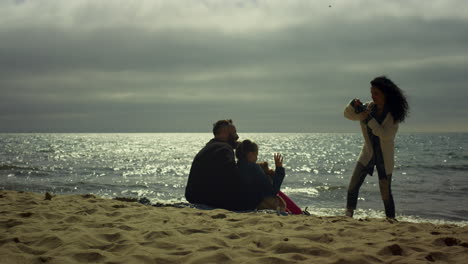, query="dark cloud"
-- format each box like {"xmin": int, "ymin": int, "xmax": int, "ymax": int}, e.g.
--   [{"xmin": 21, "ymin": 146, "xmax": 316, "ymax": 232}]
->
[{"xmin": 1, "ymin": 1, "xmax": 468, "ymax": 132}]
